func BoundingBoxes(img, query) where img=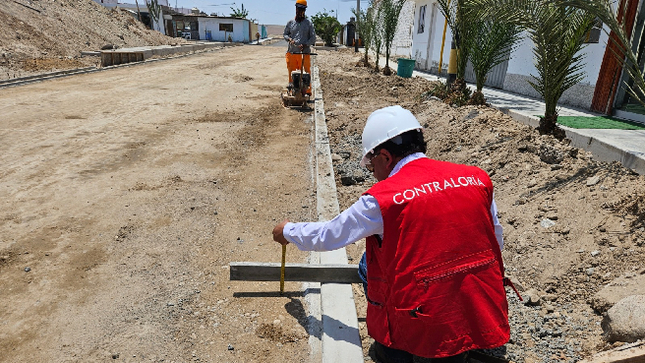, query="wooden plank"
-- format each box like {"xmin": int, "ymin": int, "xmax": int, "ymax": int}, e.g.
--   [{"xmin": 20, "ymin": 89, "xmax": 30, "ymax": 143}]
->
[
  {"xmin": 579, "ymin": 342, "xmax": 645, "ymax": 363},
  {"xmin": 229, "ymin": 262, "xmax": 362, "ymax": 284}
]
